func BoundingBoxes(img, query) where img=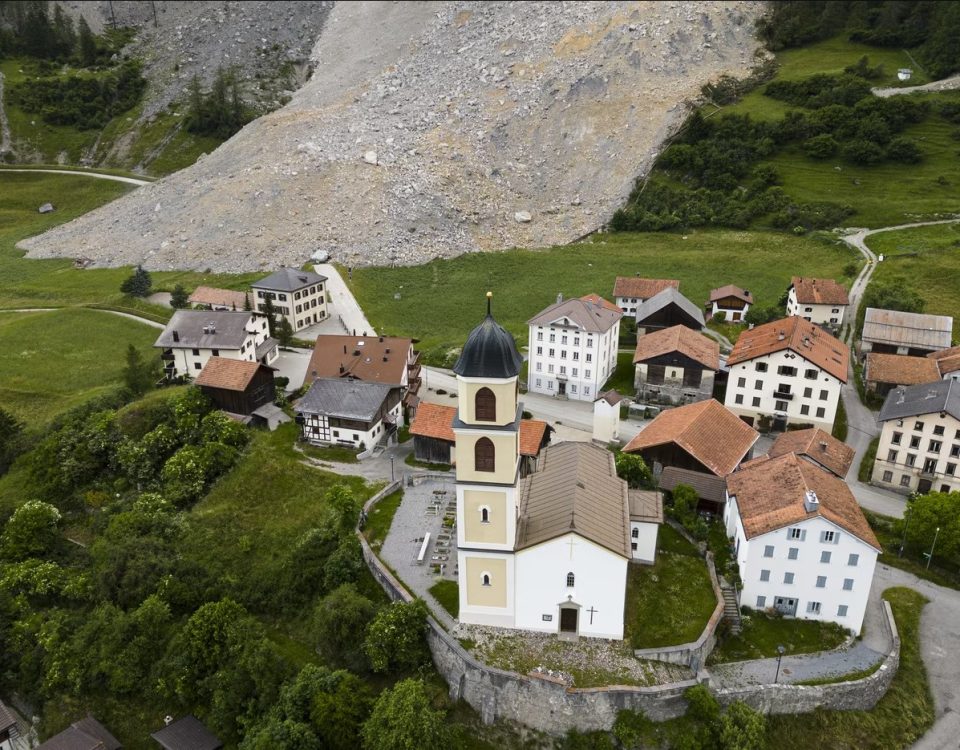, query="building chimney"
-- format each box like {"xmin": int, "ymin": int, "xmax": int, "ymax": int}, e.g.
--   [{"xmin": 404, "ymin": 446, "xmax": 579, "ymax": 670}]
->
[
  {"xmin": 379, "ymin": 336, "xmax": 384, "ymax": 343},
  {"xmin": 172, "ymin": 330, "xmax": 179, "ymax": 342},
  {"xmin": 343, "ymin": 344, "xmax": 347, "ymax": 354},
  {"xmin": 819, "ymin": 441, "xmax": 828, "ymax": 452},
  {"xmin": 383, "ymin": 356, "xmax": 388, "ymax": 362},
  {"xmin": 339, "ymin": 365, "xmax": 344, "ymax": 374},
  {"xmin": 209, "ymin": 323, "xmax": 216, "ymax": 334},
  {"xmin": 803, "ymin": 490, "xmax": 820, "ymax": 513},
  {"xmin": 777, "ymin": 331, "xmax": 785, "ymax": 341},
  {"xmin": 164, "ymin": 716, "xmax": 174, "ymax": 727}
]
